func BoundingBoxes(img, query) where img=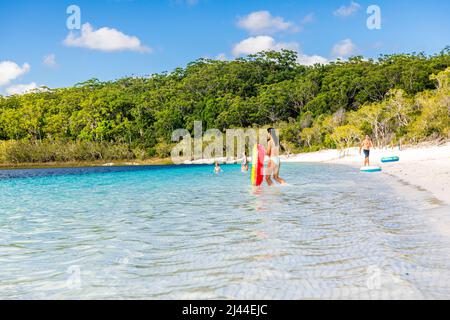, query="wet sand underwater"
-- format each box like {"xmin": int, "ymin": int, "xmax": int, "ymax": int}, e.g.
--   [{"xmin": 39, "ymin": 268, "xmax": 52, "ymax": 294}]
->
[{"xmin": 1, "ymin": 163, "xmax": 450, "ymax": 299}]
